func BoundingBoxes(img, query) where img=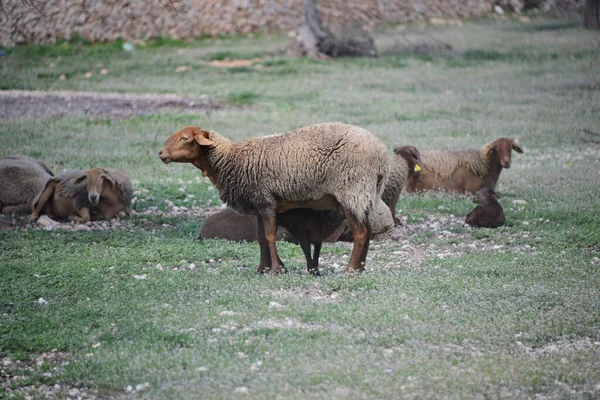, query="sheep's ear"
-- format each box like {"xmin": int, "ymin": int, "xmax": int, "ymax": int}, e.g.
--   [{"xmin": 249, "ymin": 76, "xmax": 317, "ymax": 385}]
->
[
  {"xmin": 512, "ymin": 139, "xmax": 524, "ymax": 153},
  {"xmin": 490, "ymin": 194, "xmax": 498, "ymax": 202},
  {"xmin": 74, "ymin": 174, "xmax": 87, "ymax": 184},
  {"xmin": 102, "ymin": 173, "xmax": 115, "ymax": 187},
  {"xmin": 193, "ymin": 128, "xmax": 215, "ymax": 146}
]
